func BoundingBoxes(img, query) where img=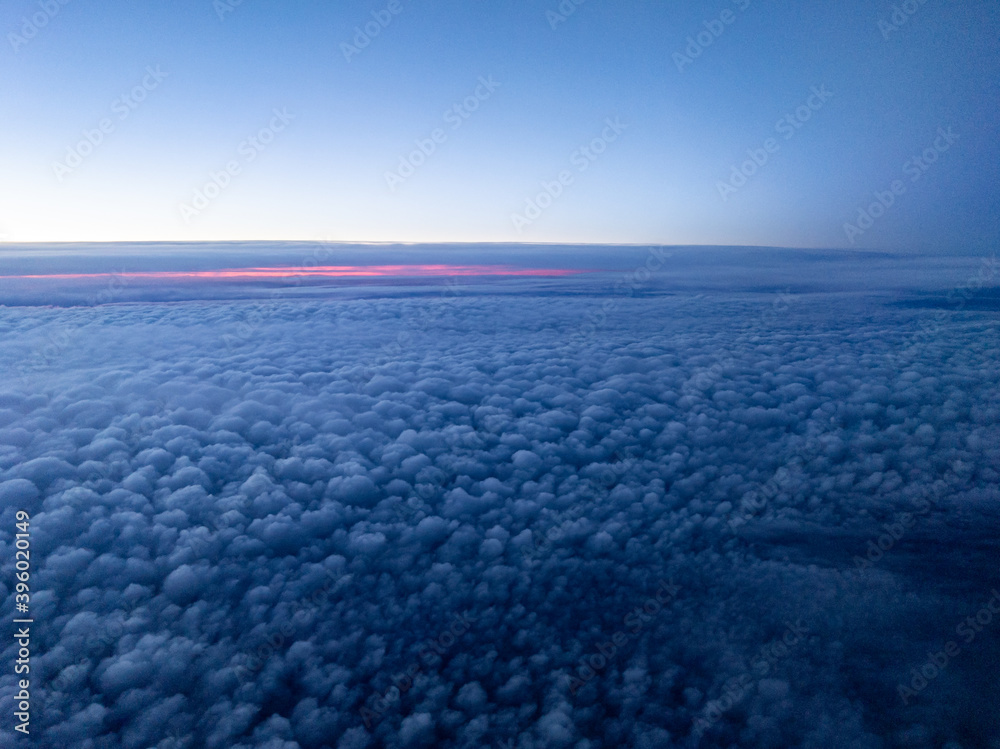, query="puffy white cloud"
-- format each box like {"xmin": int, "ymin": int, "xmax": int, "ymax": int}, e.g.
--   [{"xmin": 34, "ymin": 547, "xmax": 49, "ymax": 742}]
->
[{"xmin": 1, "ymin": 255, "xmax": 998, "ymax": 748}]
